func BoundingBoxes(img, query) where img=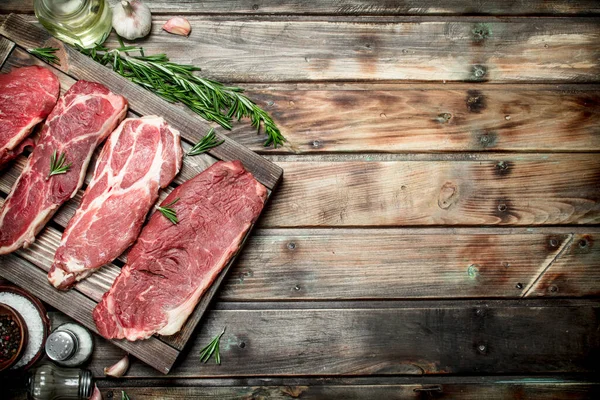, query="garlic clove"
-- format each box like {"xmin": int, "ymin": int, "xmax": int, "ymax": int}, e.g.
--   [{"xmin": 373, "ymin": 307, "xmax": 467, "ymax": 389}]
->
[
  {"xmin": 163, "ymin": 17, "xmax": 192, "ymax": 37},
  {"xmin": 112, "ymin": 0, "xmax": 153, "ymax": 40},
  {"xmin": 90, "ymin": 385, "xmax": 103, "ymax": 400},
  {"xmin": 104, "ymin": 354, "xmax": 130, "ymax": 378}
]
